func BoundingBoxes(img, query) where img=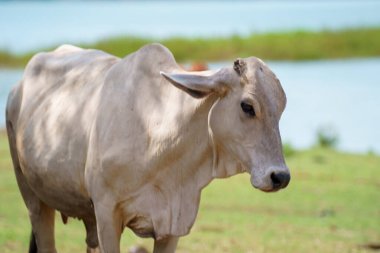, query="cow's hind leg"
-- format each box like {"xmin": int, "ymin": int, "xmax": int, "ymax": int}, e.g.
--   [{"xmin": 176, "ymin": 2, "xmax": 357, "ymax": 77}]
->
[
  {"xmin": 84, "ymin": 217, "xmax": 100, "ymax": 253},
  {"xmin": 7, "ymin": 122, "xmax": 57, "ymax": 253},
  {"xmin": 12, "ymin": 155, "xmax": 57, "ymax": 253},
  {"xmin": 27, "ymin": 200, "xmax": 56, "ymax": 253}
]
